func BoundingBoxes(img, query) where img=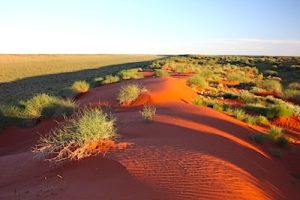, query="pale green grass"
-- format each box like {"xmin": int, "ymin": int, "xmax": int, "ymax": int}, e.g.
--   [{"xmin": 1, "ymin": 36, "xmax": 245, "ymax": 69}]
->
[{"xmin": 0, "ymin": 54, "xmax": 161, "ymax": 104}]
